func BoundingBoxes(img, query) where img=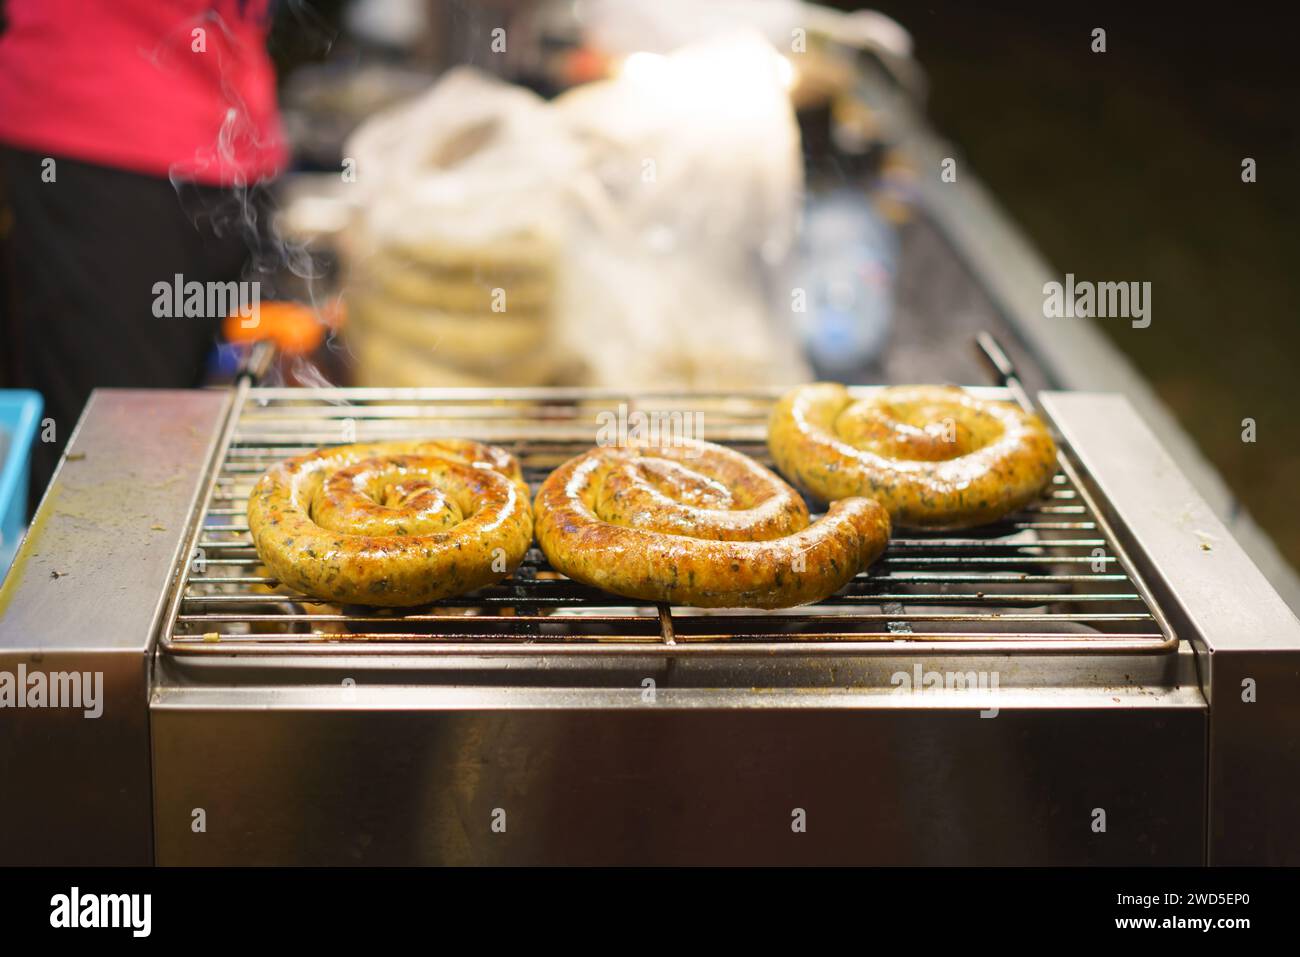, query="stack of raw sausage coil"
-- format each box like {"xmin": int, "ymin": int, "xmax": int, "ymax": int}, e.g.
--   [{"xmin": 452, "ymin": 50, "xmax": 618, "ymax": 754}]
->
[
  {"xmin": 348, "ymin": 233, "xmax": 559, "ymax": 388},
  {"xmin": 248, "ymin": 384, "xmax": 1058, "ymax": 610}
]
